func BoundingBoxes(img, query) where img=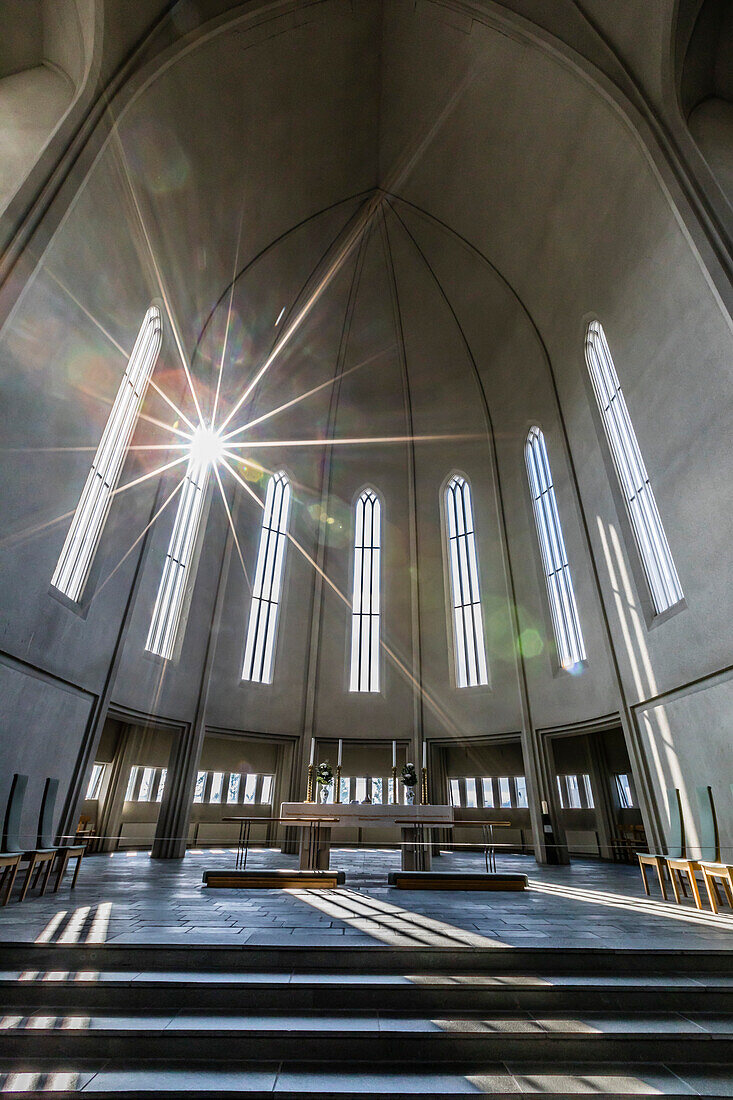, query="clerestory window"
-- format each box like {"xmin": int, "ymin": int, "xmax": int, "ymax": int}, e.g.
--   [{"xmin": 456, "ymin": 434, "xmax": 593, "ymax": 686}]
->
[
  {"xmin": 525, "ymin": 427, "xmax": 586, "ymax": 669},
  {"xmin": 145, "ymin": 447, "xmax": 211, "ymax": 660},
  {"xmin": 349, "ymin": 488, "xmax": 381, "ymax": 692},
  {"xmin": 242, "ymin": 472, "xmax": 291, "ymax": 683},
  {"xmin": 52, "ymin": 306, "xmax": 162, "ymax": 602},
  {"xmin": 444, "ymin": 475, "xmax": 488, "ymax": 687},
  {"xmin": 585, "ymin": 320, "xmax": 682, "ymax": 614}
]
